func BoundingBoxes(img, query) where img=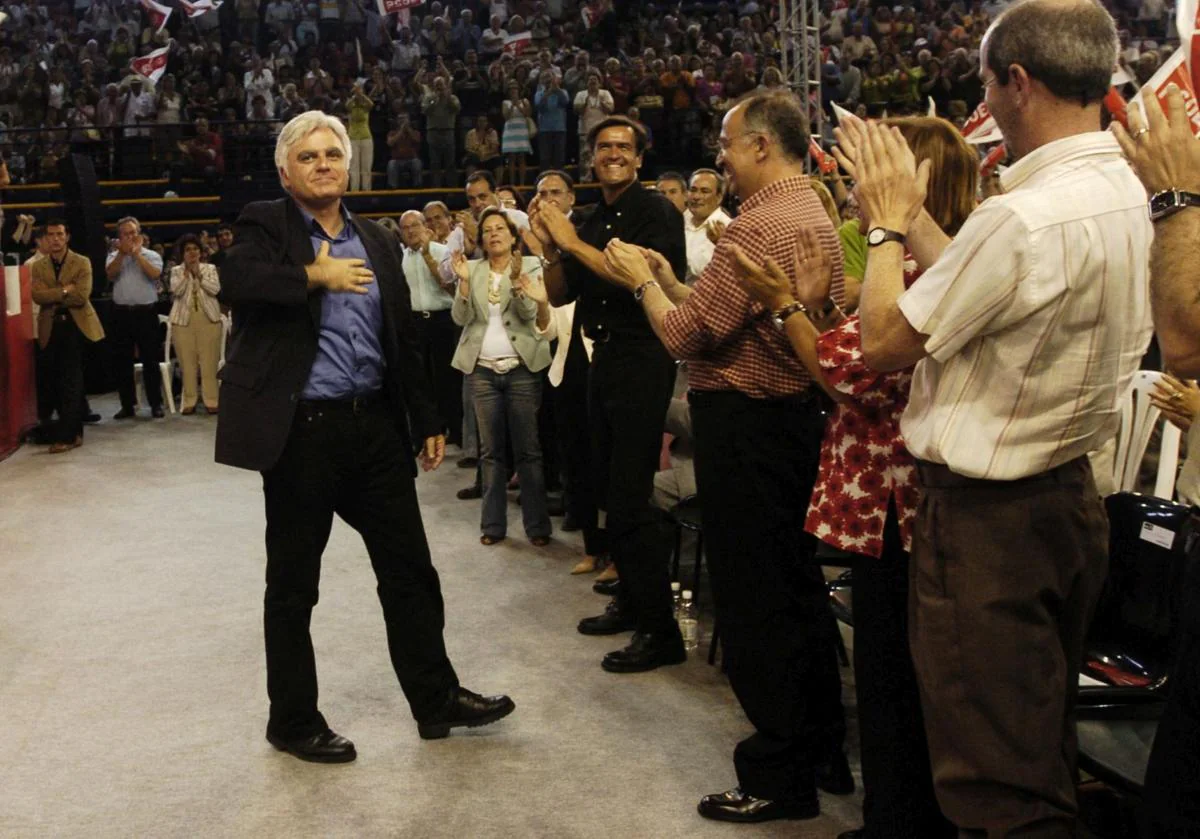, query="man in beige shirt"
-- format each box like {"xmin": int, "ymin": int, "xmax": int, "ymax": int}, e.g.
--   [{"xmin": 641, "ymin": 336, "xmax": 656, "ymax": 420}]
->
[{"xmin": 844, "ymin": 0, "xmax": 1153, "ymax": 834}]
